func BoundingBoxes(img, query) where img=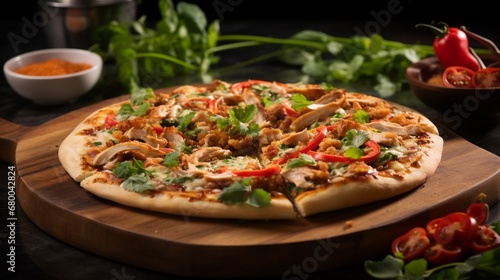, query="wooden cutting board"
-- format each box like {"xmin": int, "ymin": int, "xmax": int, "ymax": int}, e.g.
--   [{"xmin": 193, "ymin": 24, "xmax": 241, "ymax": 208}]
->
[{"xmin": 1, "ymin": 90, "xmax": 499, "ymax": 278}]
